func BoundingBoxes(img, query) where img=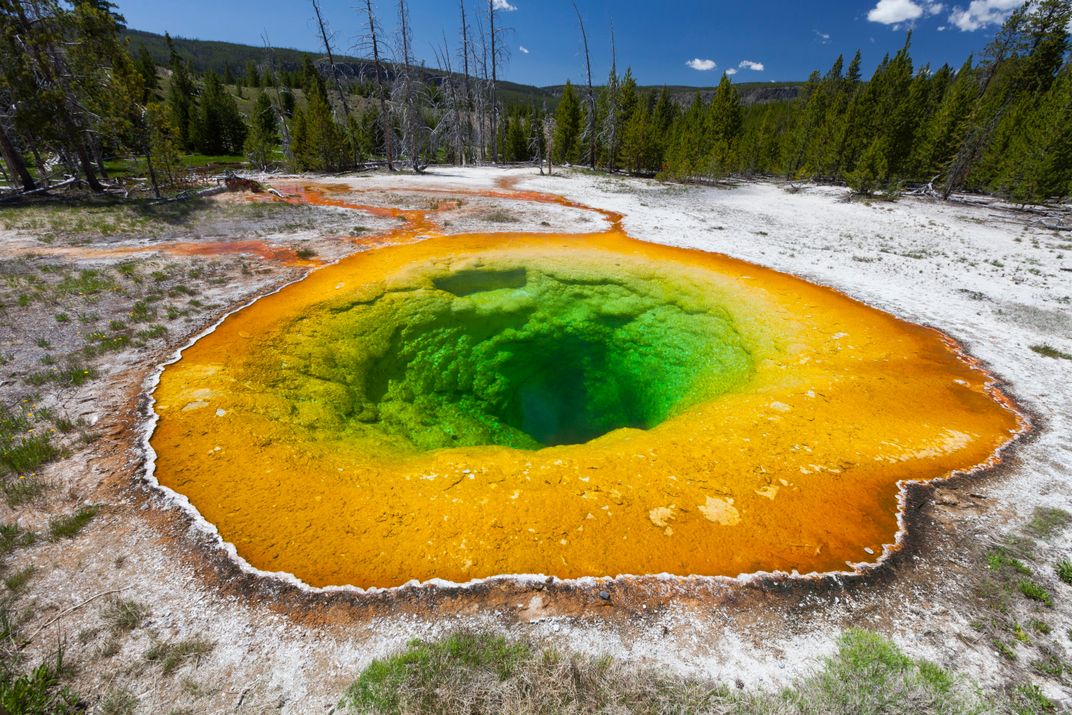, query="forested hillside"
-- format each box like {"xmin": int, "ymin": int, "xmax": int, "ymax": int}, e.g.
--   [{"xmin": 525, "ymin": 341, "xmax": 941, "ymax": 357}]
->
[
  {"xmin": 124, "ymin": 29, "xmax": 802, "ymax": 111},
  {"xmin": 1, "ymin": 0, "xmax": 1069, "ymax": 204}
]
